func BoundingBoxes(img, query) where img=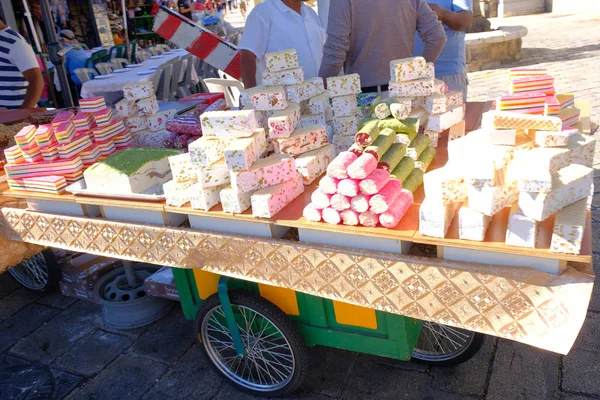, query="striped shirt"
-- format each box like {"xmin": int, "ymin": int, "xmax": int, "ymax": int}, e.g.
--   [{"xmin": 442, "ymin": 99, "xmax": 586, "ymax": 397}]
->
[{"xmin": 0, "ymin": 27, "xmax": 39, "ymax": 109}]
